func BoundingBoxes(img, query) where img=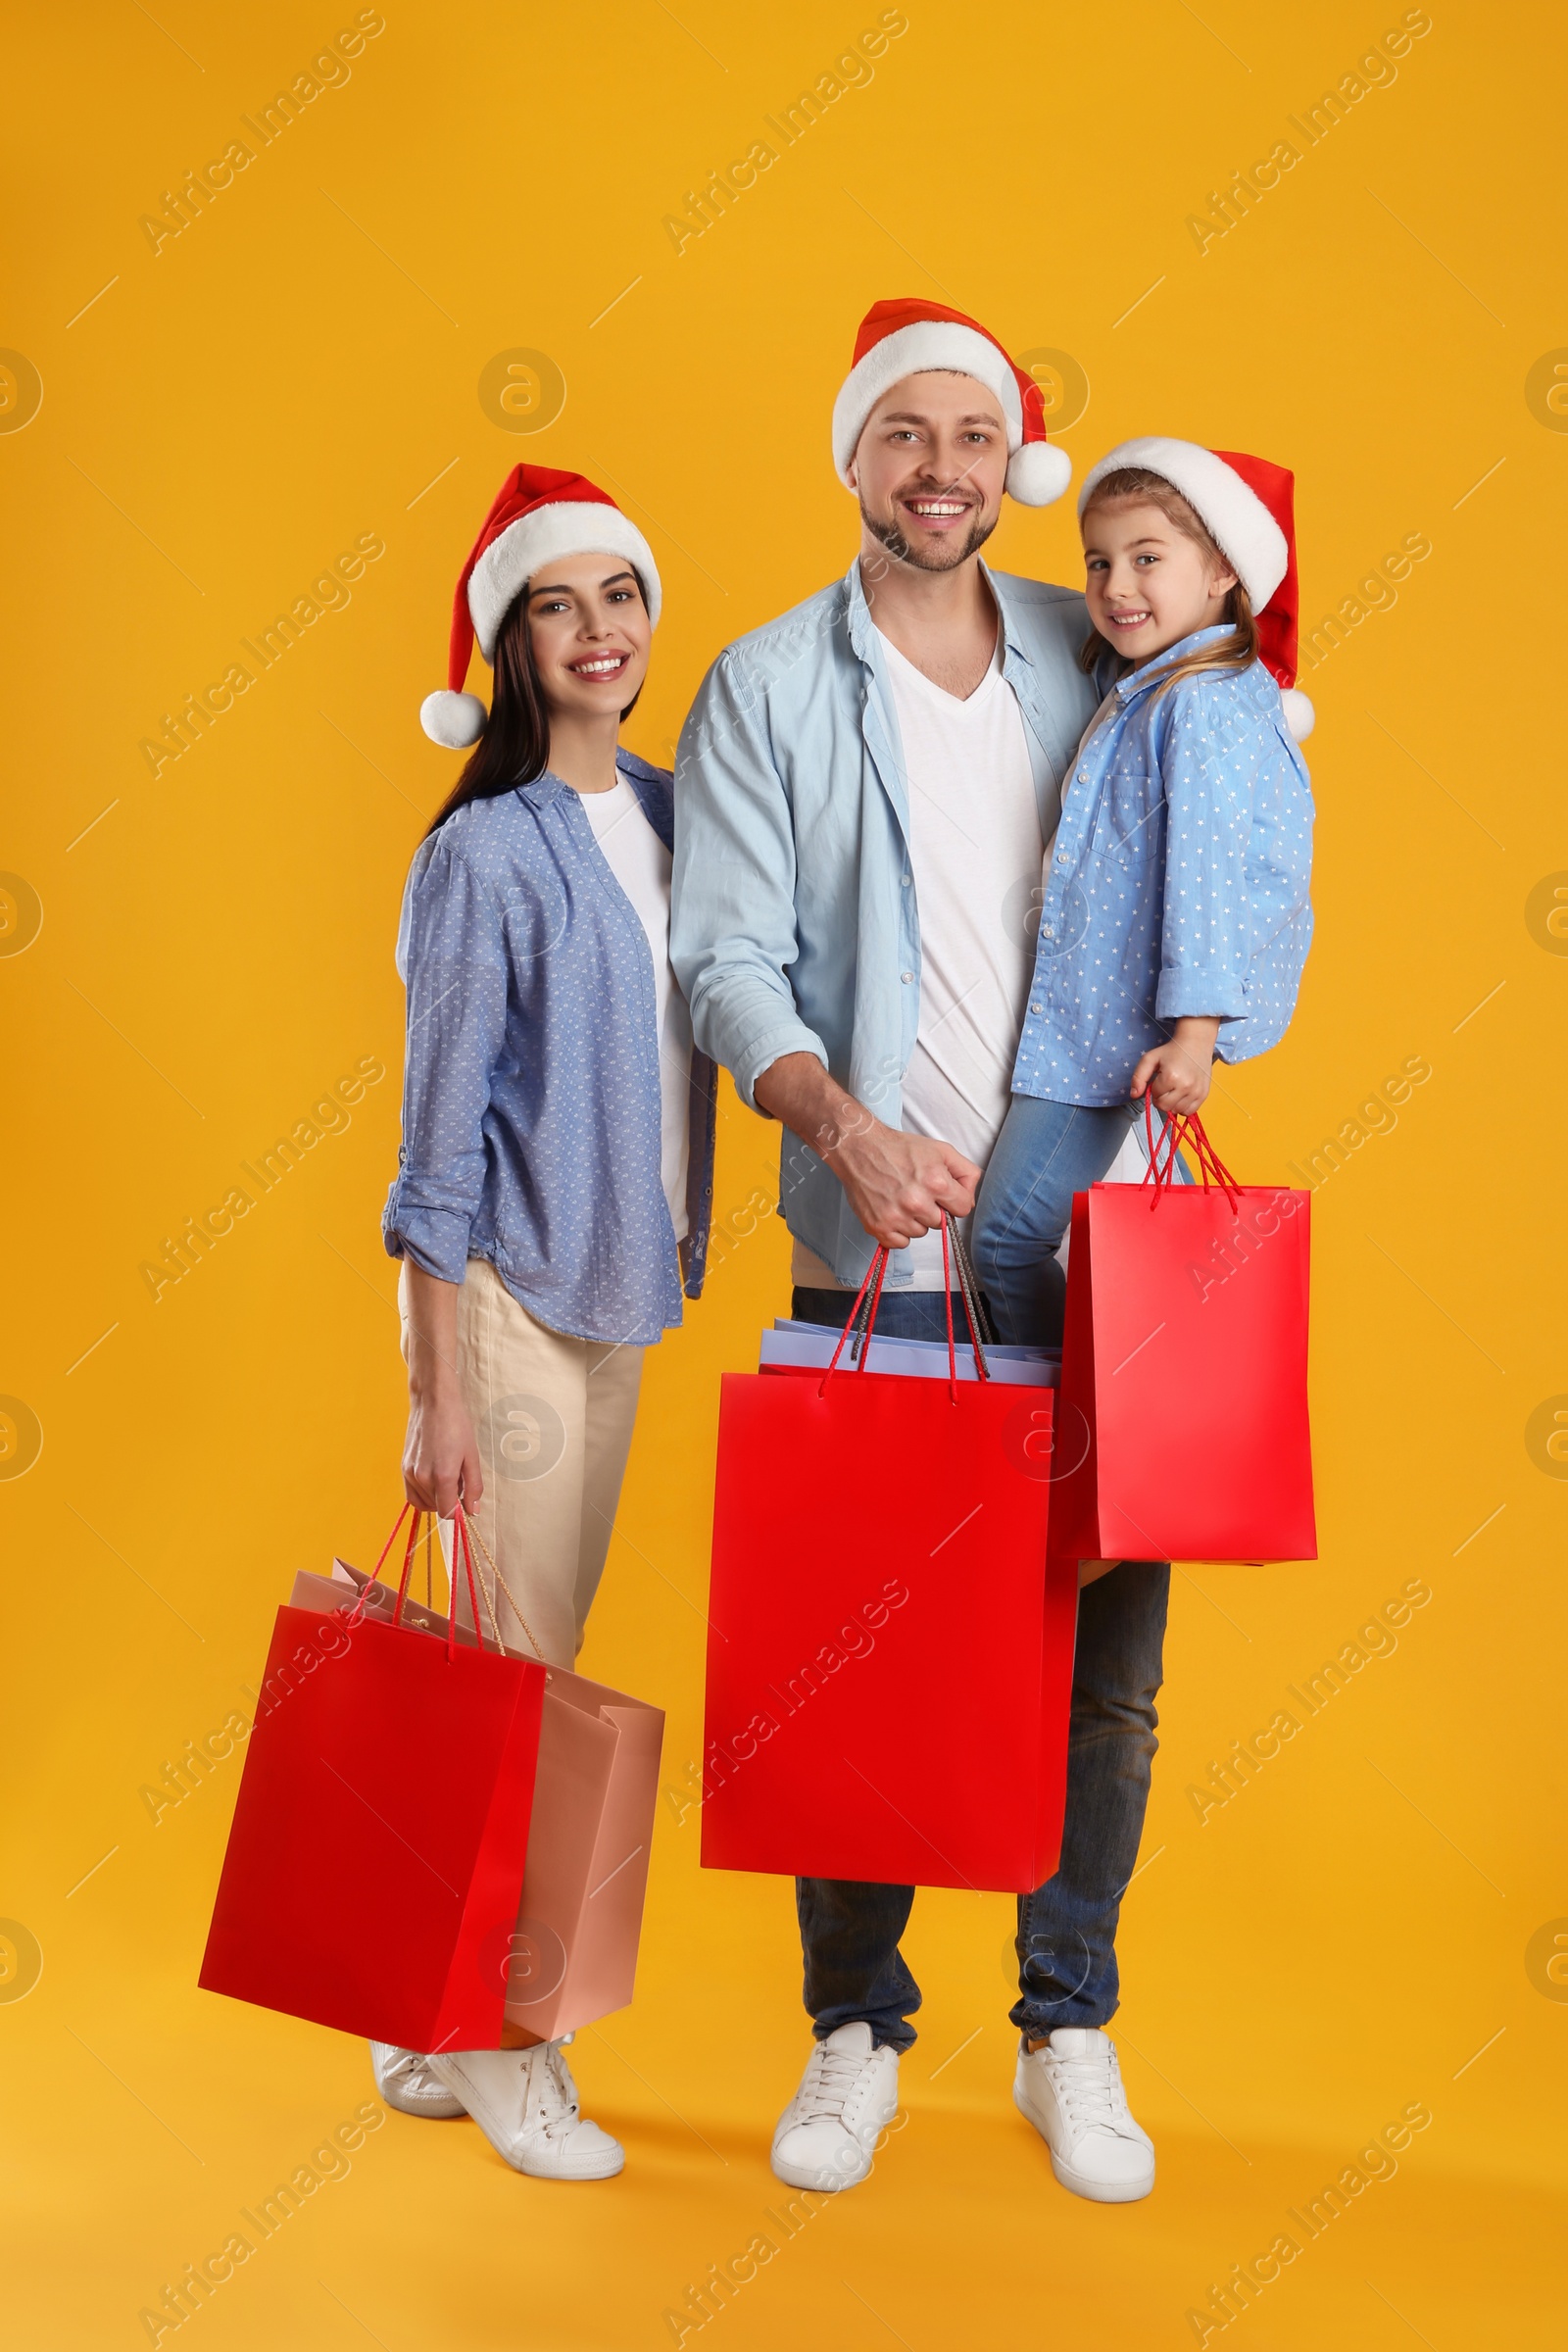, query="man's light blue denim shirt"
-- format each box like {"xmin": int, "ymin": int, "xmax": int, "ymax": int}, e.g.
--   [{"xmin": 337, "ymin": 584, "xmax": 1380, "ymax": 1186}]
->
[
  {"xmin": 383, "ymin": 750, "xmax": 717, "ymax": 1348},
  {"xmin": 671, "ymin": 559, "xmax": 1099, "ymax": 1290},
  {"xmin": 1011, "ymin": 627, "xmax": 1315, "ymax": 1107}
]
